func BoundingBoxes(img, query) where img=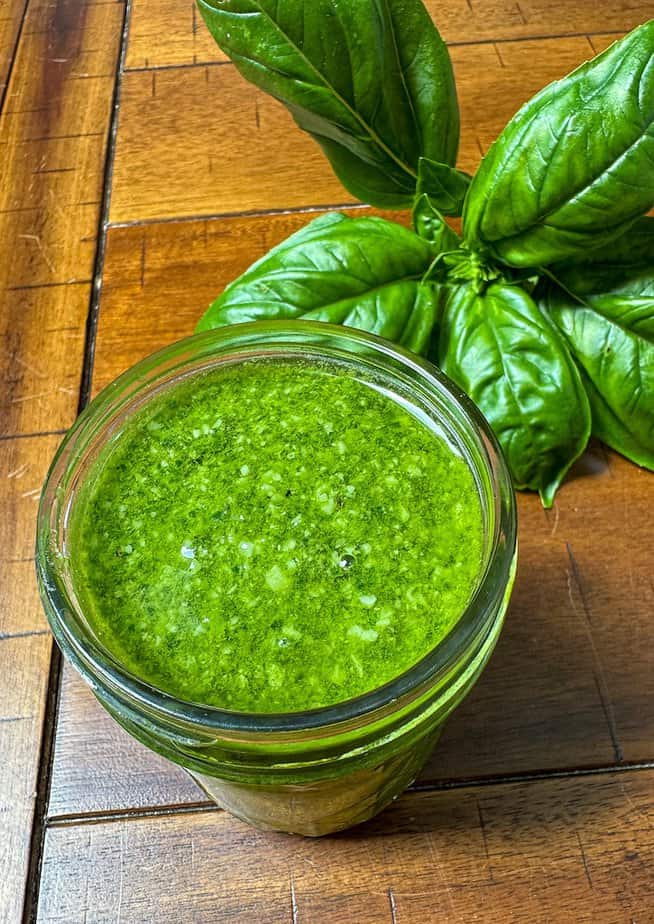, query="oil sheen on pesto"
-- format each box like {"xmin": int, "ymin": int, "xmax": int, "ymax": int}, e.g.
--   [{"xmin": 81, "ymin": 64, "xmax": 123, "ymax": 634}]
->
[{"xmin": 72, "ymin": 359, "xmax": 483, "ymax": 713}]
